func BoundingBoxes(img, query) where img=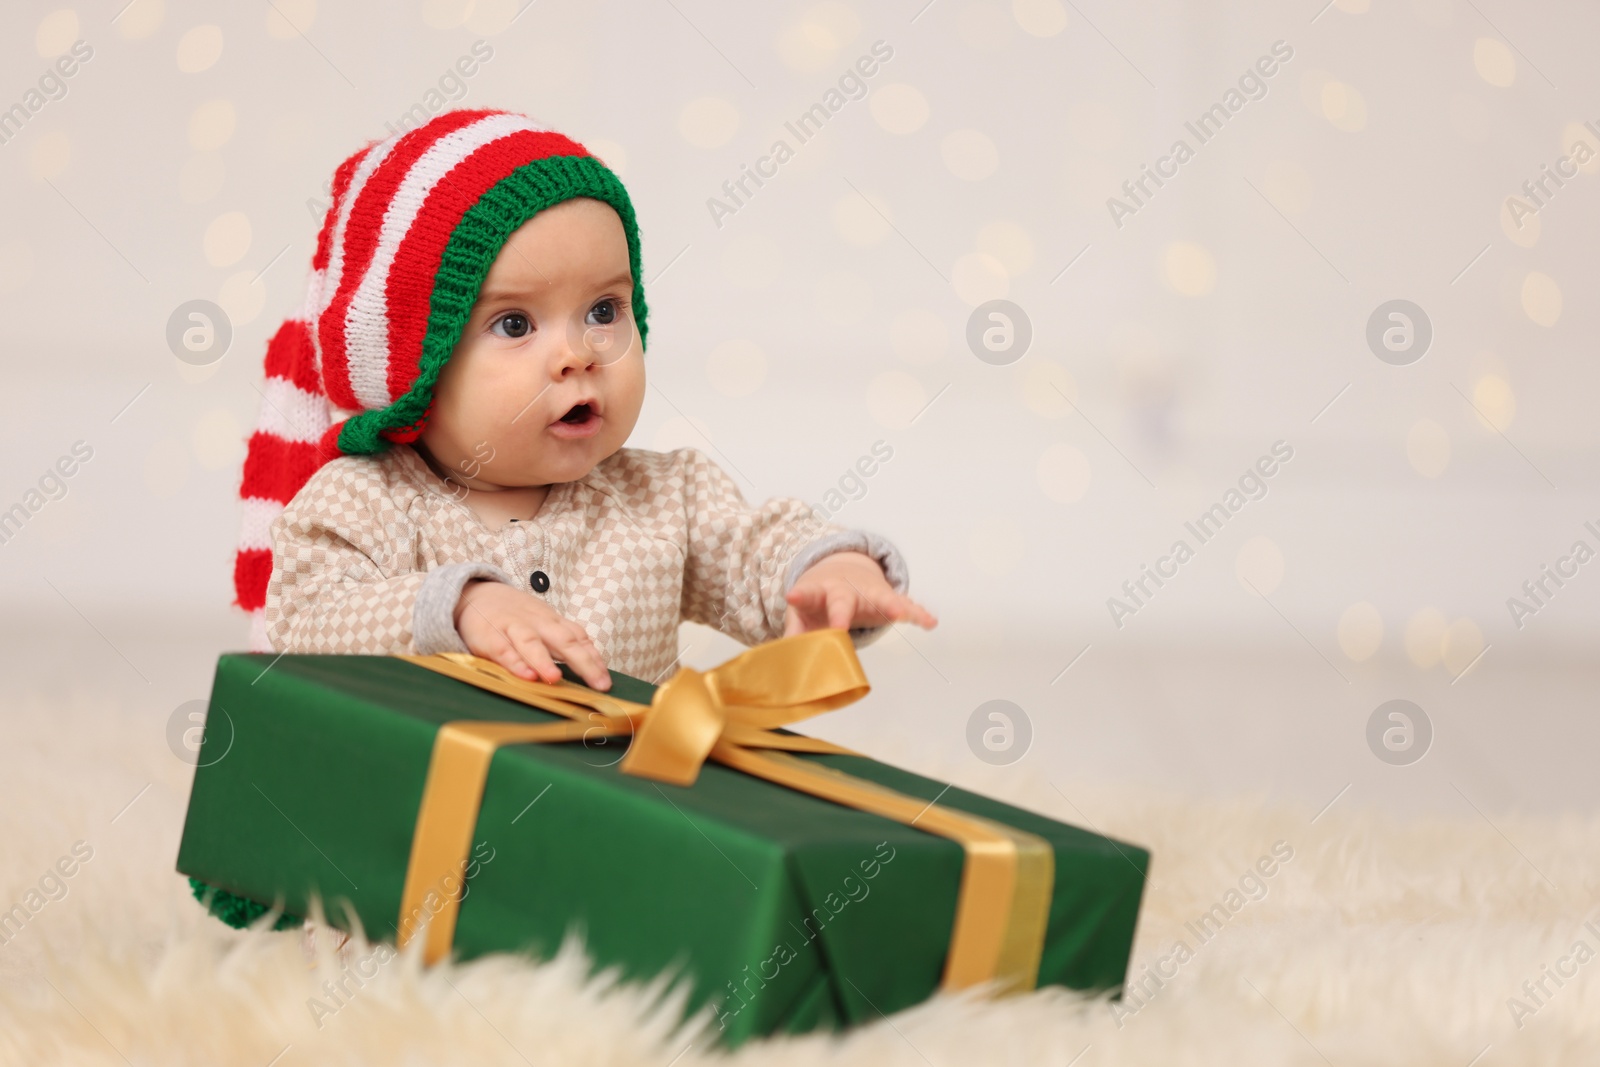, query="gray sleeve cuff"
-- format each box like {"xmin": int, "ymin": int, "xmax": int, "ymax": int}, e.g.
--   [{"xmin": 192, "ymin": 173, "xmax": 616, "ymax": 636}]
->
[
  {"xmin": 782, "ymin": 529, "xmax": 911, "ymax": 650},
  {"xmin": 412, "ymin": 562, "xmax": 518, "ymax": 655}
]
